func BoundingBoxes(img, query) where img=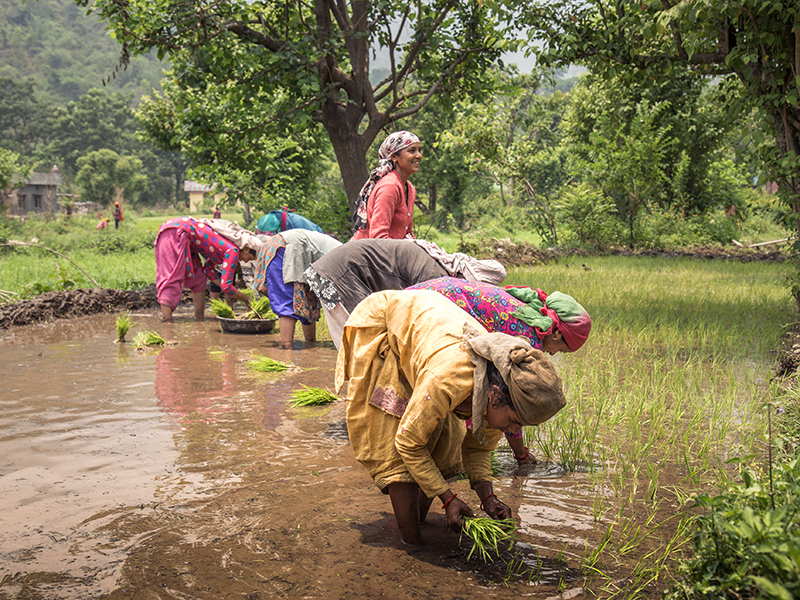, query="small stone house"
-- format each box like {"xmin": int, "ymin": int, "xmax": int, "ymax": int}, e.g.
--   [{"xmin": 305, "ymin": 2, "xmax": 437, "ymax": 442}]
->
[
  {"xmin": 184, "ymin": 180, "xmax": 227, "ymax": 214},
  {"xmin": 4, "ymin": 166, "xmax": 63, "ymax": 216}
]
